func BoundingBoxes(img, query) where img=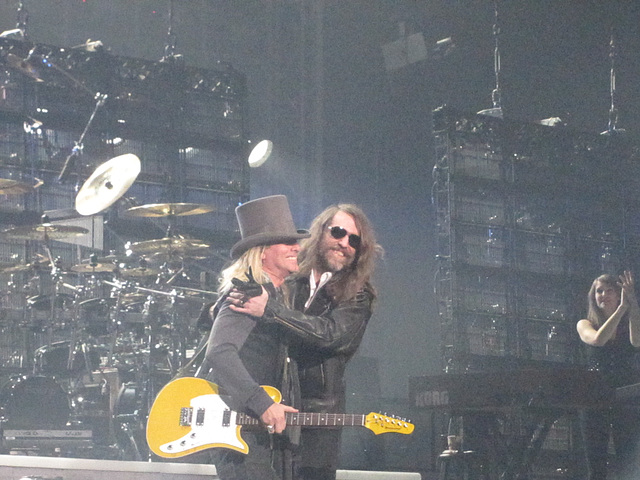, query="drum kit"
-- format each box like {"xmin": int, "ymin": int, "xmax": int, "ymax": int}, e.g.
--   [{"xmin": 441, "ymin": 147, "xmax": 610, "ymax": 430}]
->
[{"xmin": 0, "ymin": 156, "xmax": 220, "ymax": 459}]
